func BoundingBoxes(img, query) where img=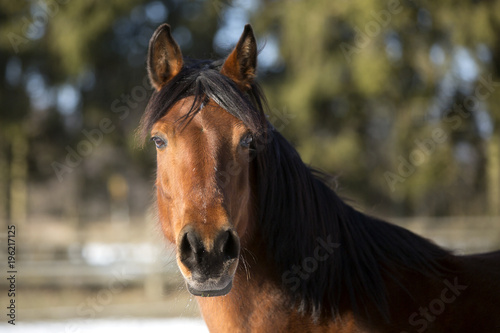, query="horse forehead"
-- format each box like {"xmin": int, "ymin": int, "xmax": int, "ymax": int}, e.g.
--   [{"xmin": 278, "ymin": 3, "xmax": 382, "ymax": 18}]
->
[
  {"xmin": 195, "ymin": 99, "xmax": 244, "ymax": 131},
  {"xmin": 188, "ymin": 108, "xmax": 245, "ymax": 149},
  {"xmin": 159, "ymin": 96, "xmax": 243, "ymax": 133}
]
